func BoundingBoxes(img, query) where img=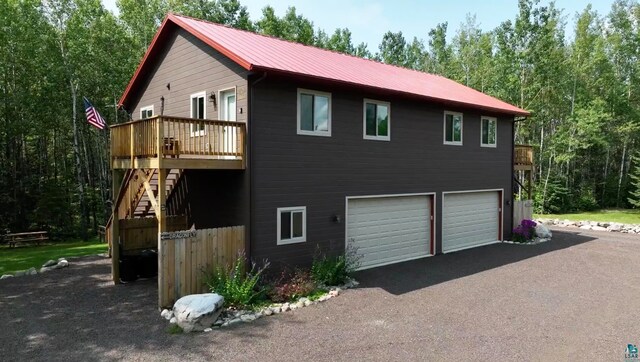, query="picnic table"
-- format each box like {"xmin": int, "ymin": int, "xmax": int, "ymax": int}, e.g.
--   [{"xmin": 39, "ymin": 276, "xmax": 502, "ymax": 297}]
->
[{"xmin": 5, "ymin": 231, "xmax": 49, "ymax": 247}]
